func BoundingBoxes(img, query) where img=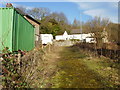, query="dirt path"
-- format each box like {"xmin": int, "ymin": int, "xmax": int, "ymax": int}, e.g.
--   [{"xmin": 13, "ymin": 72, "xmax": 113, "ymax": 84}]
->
[{"xmin": 41, "ymin": 46, "xmax": 109, "ymax": 88}]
